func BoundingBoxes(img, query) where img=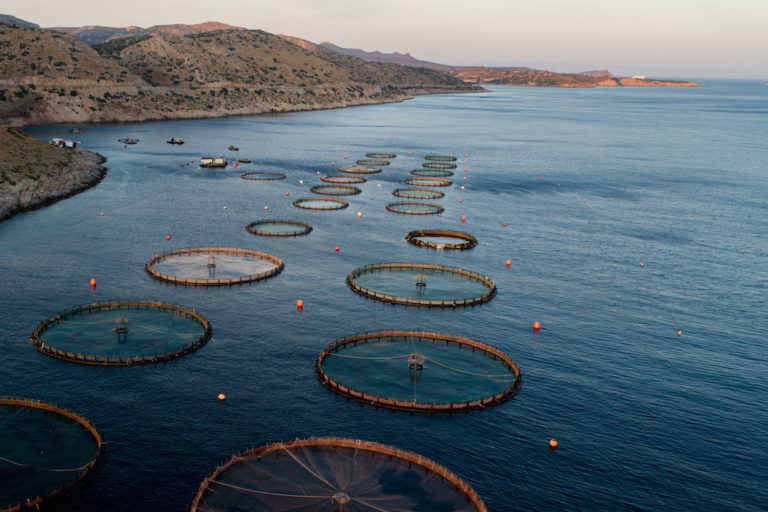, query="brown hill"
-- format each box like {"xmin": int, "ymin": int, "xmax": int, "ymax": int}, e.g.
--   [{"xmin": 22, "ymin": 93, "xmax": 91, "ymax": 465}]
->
[{"xmin": 48, "ymin": 22, "xmax": 242, "ymax": 45}]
